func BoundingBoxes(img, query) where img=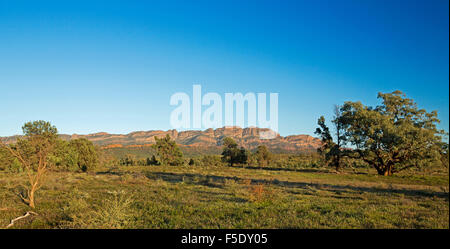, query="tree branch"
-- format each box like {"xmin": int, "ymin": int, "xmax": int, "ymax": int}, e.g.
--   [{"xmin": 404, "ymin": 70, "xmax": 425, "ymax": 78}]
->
[{"xmin": 5, "ymin": 211, "xmax": 38, "ymax": 228}]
